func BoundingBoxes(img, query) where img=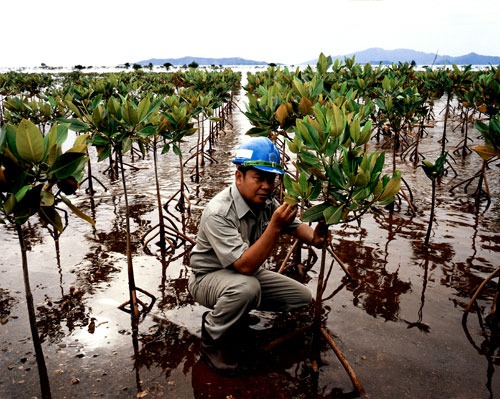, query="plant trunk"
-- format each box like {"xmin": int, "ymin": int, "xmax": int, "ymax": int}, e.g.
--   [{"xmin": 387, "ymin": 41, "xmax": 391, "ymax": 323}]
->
[
  {"xmin": 314, "ymin": 240, "xmax": 327, "ymax": 327},
  {"xmin": 152, "ymin": 137, "xmax": 168, "ymax": 268},
  {"xmin": 118, "ymin": 149, "xmax": 140, "ymax": 319},
  {"xmin": 424, "ymin": 179, "xmax": 436, "ymax": 245},
  {"xmin": 16, "ymin": 224, "xmax": 52, "ymax": 399},
  {"xmin": 441, "ymin": 93, "xmax": 451, "ymax": 156}
]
